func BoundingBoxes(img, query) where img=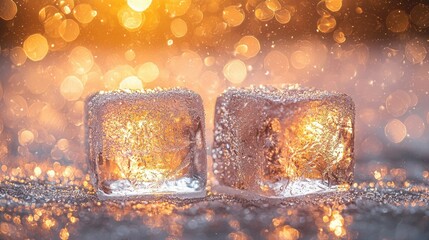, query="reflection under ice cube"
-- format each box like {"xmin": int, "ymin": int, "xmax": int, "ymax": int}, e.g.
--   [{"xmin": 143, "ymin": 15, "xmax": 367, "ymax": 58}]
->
[
  {"xmin": 212, "ymin": 85, "xmax": 354, "ymax": 198},
  {"xmin": 85, "ymin": 88, "xmax": 206, "ymax": 199}
]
